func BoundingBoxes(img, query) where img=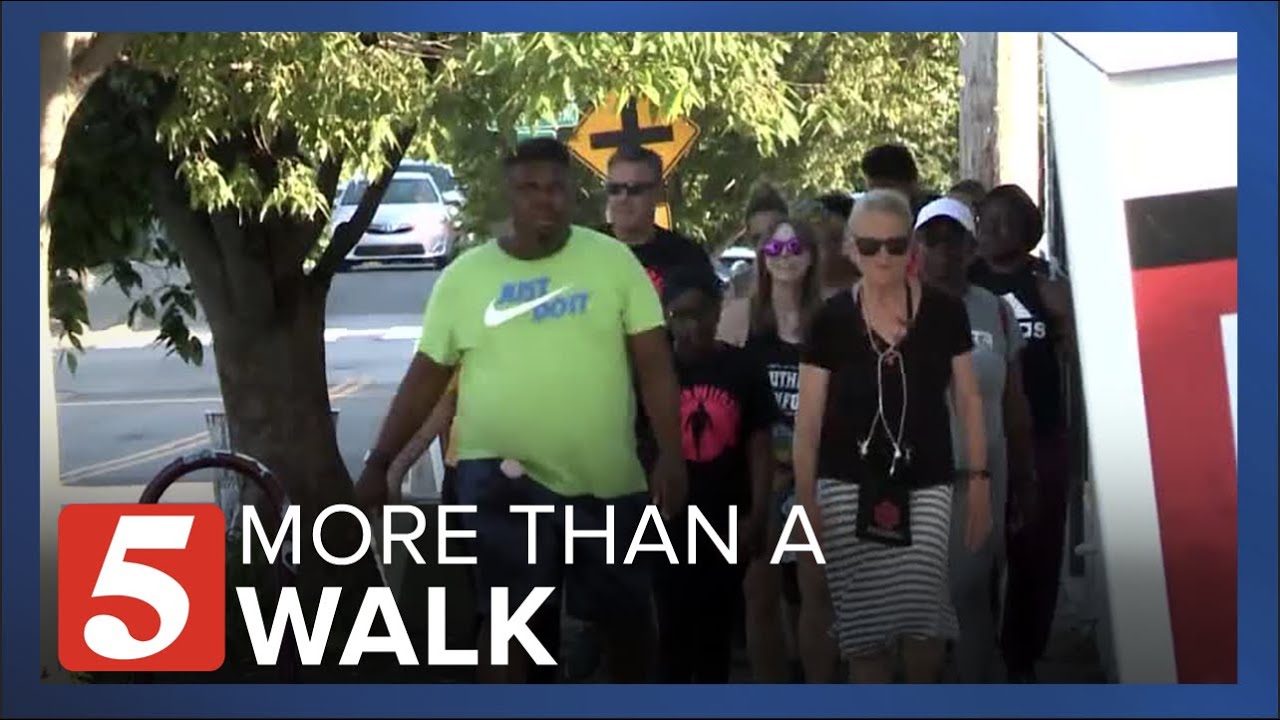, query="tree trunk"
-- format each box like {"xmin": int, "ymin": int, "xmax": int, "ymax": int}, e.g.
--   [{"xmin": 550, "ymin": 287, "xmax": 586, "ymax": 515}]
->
[
  {"xmin": 139, "ymin": 111, "xmax": 412, "ymax": 680},
  {"xmin": 39, "ymin": 35, "xmax": 74, "ymax": 684},
  {"xmin": 39, "ymin": 31, "xmax": 130, "ymax": 683},
  {"xmin": 959, "ymin": 32, "xmax": 998, "ymax": 189},
  {"xmin": 149, "ymin": 186, "xmax": 388, "ymax": 675},
  {"xmin": 206, "ymin": 281, "xmax": 385, "ymax": 675},
  {"xmin": 212, "ymin": 286, "xmax": 347, "ymax": 510},
  {"xmin": 995, "ymin": 32, "xmax": 1043, "ymax": 206},
  {"xmin": 960, "ymin": 32, "xmax": 1044, "ymax": 198}
]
